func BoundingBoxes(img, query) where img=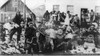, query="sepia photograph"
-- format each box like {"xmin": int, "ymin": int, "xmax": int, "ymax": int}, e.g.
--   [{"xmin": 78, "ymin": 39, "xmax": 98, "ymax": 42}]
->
[{"xmin": 0, "ymin": 0, "xmax": 100, "ymax": 56}]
